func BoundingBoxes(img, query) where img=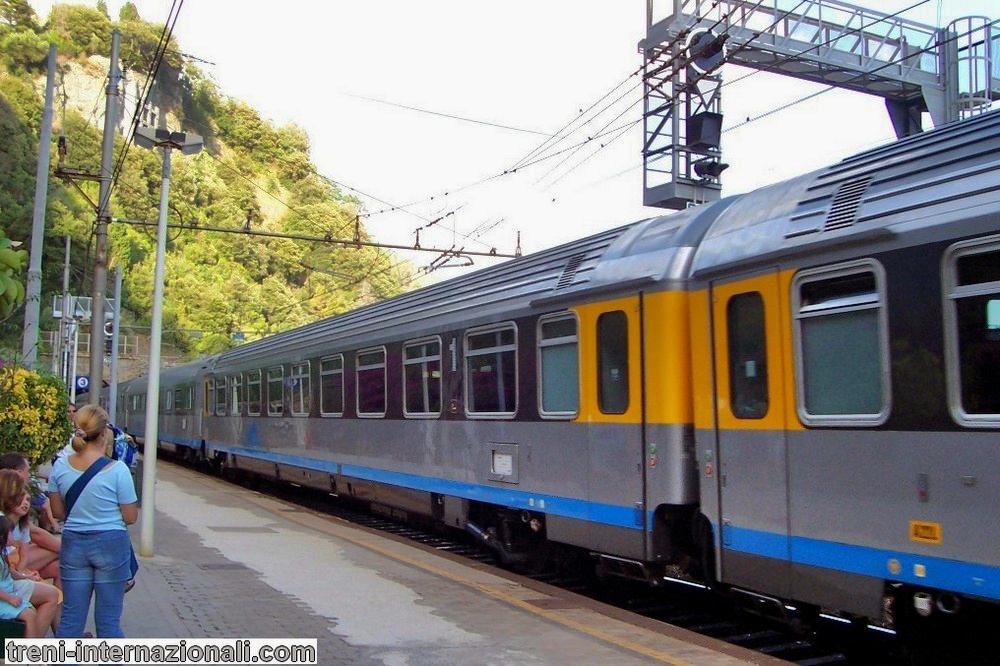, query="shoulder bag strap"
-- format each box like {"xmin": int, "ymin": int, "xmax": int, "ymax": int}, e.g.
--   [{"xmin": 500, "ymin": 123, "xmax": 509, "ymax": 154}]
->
[{"xmin": 64, "ymin": 456, "xmax": 113, "ymax": 517}]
